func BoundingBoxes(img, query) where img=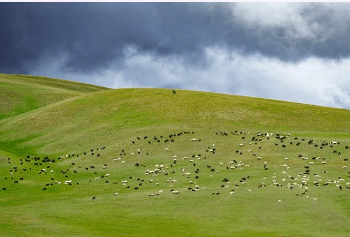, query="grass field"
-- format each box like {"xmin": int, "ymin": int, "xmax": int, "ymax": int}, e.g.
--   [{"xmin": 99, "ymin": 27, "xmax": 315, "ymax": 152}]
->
[{"xmin": 0, "ymin": 74, "xmax": 350, "ymax": 236}]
